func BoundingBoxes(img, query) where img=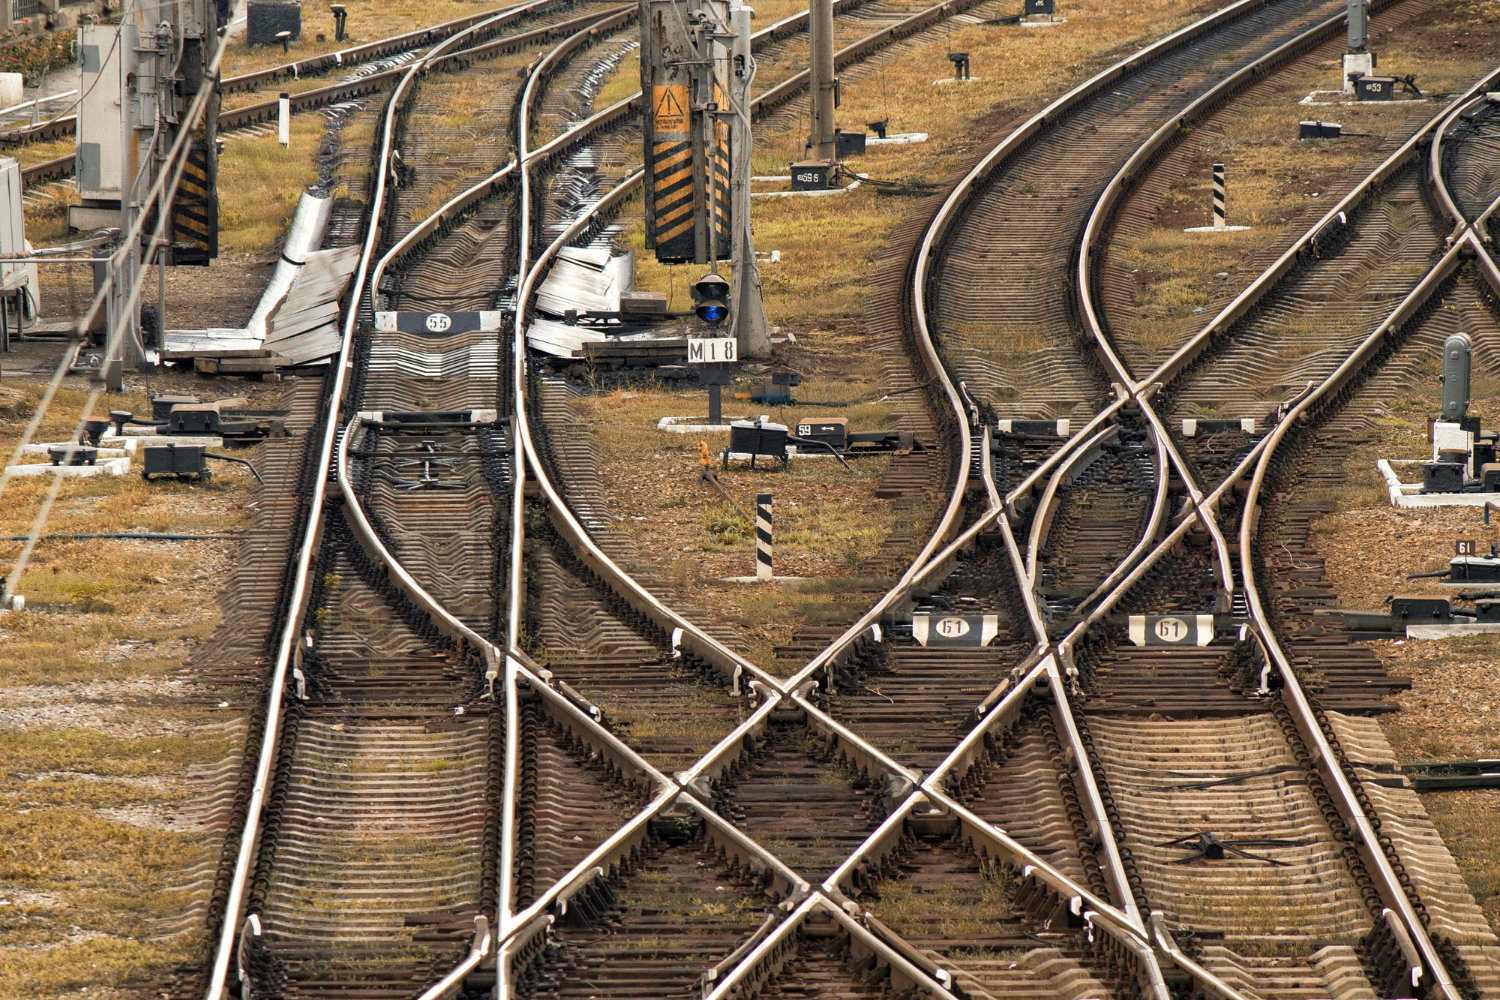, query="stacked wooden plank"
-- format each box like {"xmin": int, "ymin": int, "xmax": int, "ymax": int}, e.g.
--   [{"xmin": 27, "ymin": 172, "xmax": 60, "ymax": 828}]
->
[{"xmin": 262, "ymin": 245, "xmax": 361, "ymax": 364}]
